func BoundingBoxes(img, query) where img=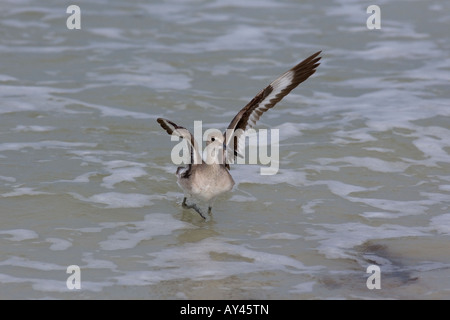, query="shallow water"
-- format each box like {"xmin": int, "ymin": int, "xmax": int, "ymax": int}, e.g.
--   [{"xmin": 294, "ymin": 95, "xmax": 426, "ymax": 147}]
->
[{"xmin": 1, "ymin": 0, "xmax": 450, "ymax": 299}]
